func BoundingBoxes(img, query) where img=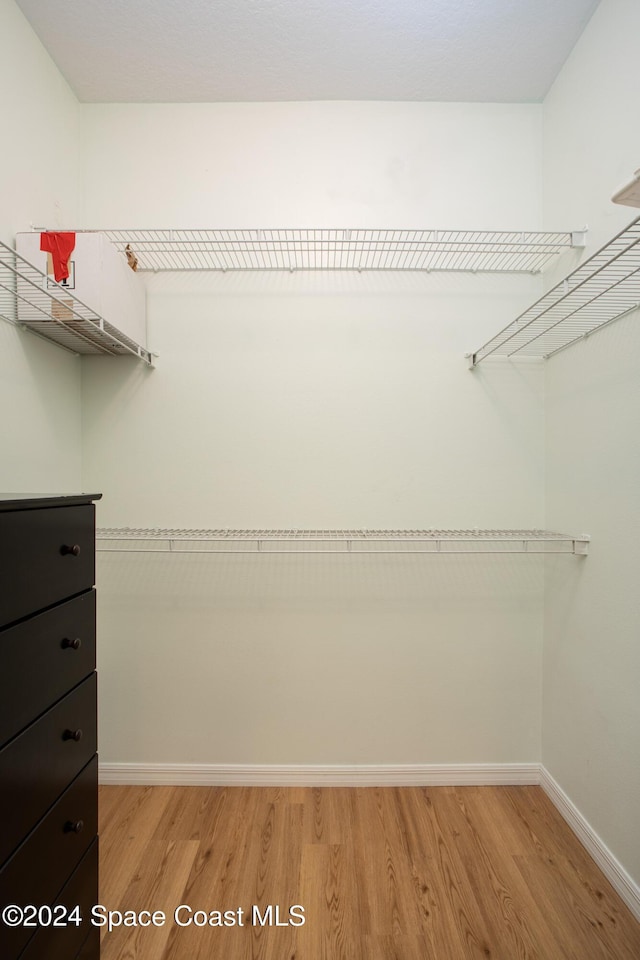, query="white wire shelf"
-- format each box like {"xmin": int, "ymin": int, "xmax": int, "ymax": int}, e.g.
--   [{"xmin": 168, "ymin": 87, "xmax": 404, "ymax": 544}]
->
[
  {"xmin": 96, "ymin": 528, "xmax": 590, "ymax": 555},
  {"xmin": 97, "ymin": 228, "xmax": 581, "ymax": 273},
  {"xmin": 469, "ymin": 215, "xmax": 640, "ymax": 364},
  {"xmin": 0, "ymin": 242, "xmax": 153, "ymax": 364}
]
